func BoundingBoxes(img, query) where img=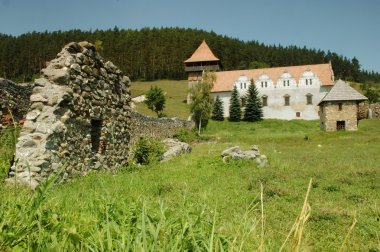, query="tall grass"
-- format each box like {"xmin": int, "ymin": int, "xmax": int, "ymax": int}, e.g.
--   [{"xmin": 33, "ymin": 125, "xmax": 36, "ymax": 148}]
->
[
  {"xmin": 1, "ymin": 119, "xmax": 379, "ymax": 250},
  {"xmin": 0, "ymin": 126, "xmax": 19, "ymax": 180}
]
